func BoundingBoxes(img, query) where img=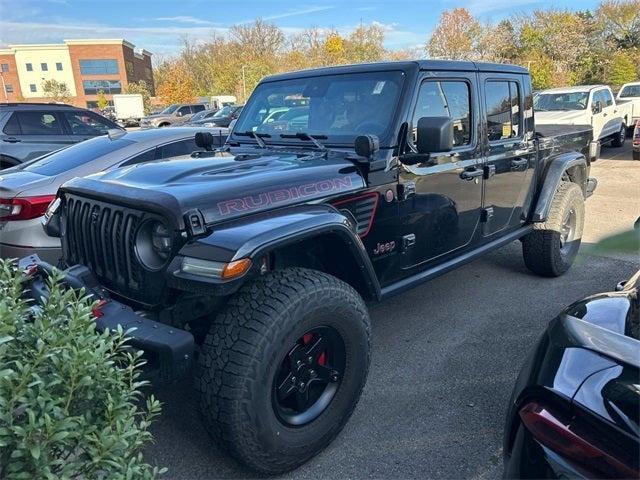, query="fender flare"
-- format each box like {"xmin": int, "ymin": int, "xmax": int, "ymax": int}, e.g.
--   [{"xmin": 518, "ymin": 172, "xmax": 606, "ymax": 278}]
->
[
  {"xmin": 176, "ymin": 203, "xmax": 381, "ymax": 300},
  {"xmin": 531, "ymin": 152, "xmax": 587, "ymax": 223}
]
